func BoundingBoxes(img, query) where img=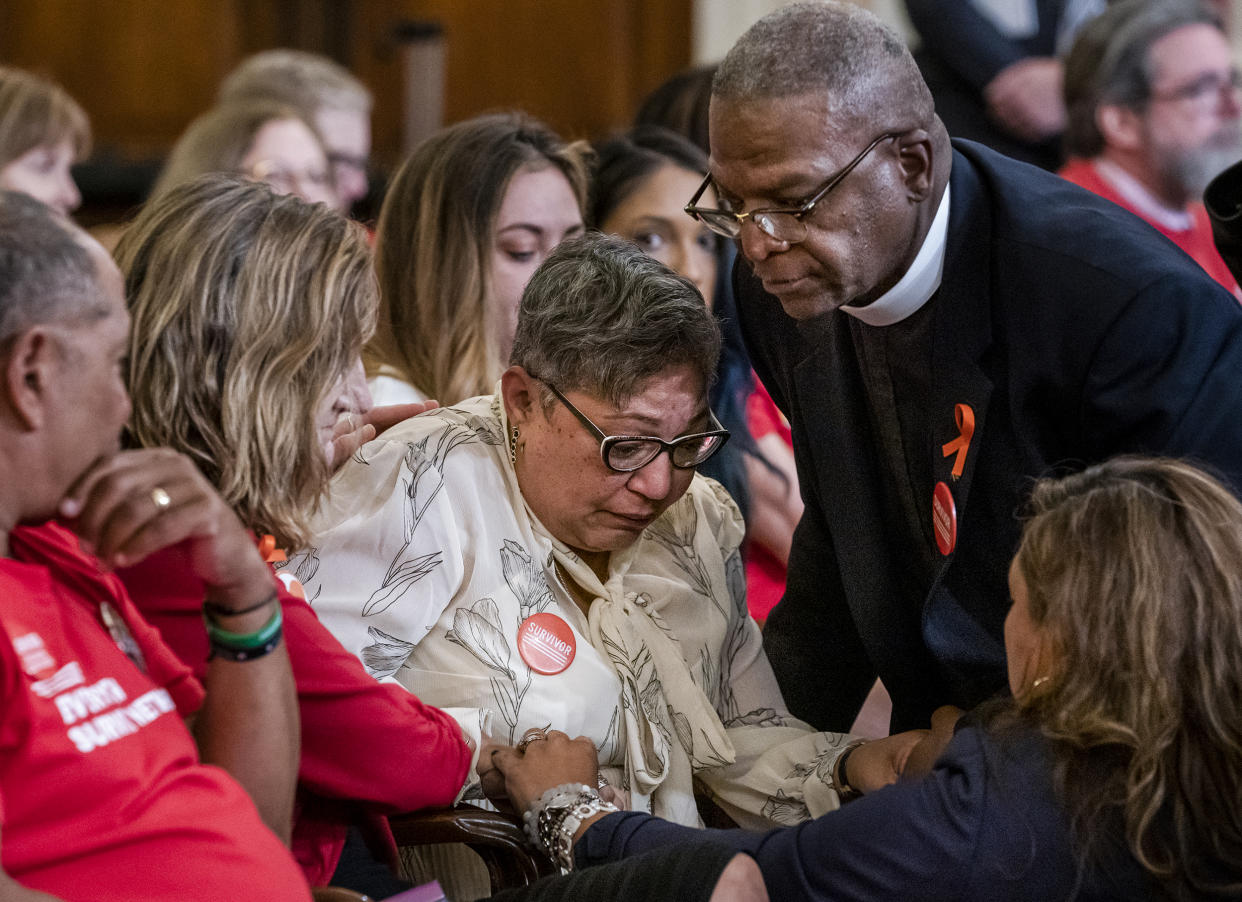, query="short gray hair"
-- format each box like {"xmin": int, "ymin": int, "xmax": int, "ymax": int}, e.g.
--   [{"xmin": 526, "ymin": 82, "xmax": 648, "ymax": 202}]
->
[
  {"xmin": 220, "ymin": 49, "xmax": 372, "ymax": 116},
  {"xmin": 1064, "ymin": 0, "xmax": 1220, "ymax": 158},
  {"xmin": 713, "ymin": 1, "xmax": 933, "ymax": 129},
  {"xmin": 510, "ymin": 232, "xmax": 720, "ymax": 407},
  {"xmin": 0, "ymin": 191, "xmax": 98, "ymax": 346}
]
